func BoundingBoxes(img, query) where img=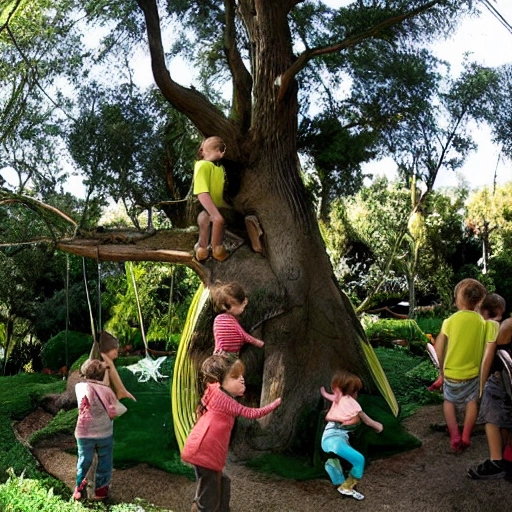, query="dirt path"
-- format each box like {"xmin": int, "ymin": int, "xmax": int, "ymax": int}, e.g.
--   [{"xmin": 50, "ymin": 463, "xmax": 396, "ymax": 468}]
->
[{"xmin": 14, "ymin": 405, "xmax": 511, "ymax": 512}]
